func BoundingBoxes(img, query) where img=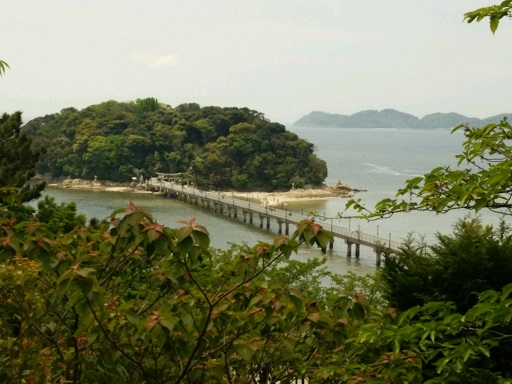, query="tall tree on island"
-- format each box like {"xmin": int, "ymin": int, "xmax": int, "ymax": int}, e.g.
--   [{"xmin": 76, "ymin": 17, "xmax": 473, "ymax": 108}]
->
[{"xmin": 0, "ymin": 111, "xmax": 46, "ymax": 207}]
